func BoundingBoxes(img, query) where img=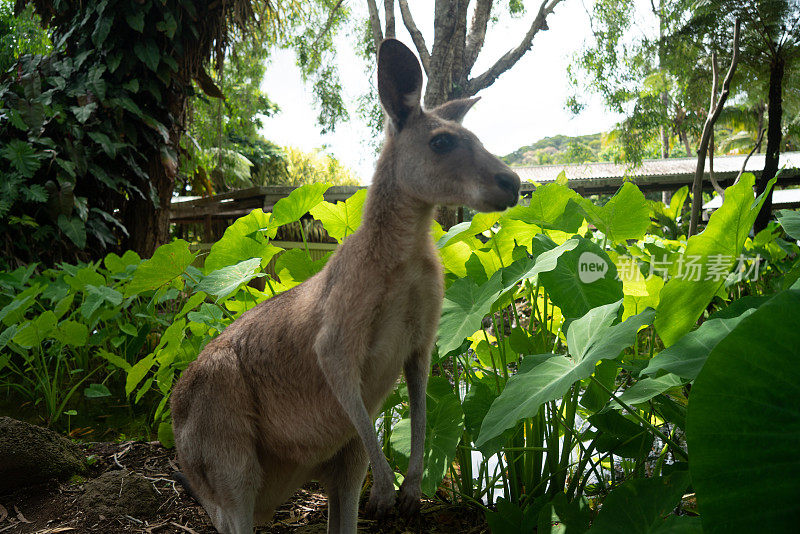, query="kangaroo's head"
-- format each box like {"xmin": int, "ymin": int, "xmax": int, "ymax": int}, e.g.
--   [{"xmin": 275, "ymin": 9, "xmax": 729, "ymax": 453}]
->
[{"xmin": 377, "ymin": 39, "xmax": 520, "ymax": 213}]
